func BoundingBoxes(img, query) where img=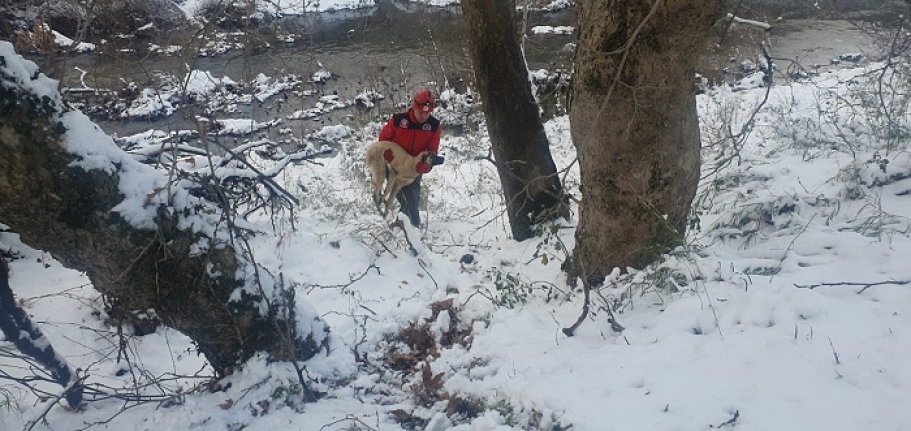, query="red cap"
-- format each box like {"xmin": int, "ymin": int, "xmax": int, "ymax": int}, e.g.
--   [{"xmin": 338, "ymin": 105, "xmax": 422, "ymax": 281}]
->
[{"xmin": 413, "ymin": 89, "xmax": 435, "ymax": 112}]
